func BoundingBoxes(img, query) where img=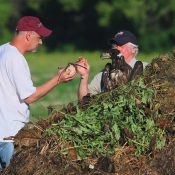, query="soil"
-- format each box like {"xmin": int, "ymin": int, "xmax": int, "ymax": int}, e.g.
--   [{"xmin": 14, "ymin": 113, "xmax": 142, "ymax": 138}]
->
[{"xmin": 2, "ymin": 51, "xmax": 175, "ymax": 175}]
